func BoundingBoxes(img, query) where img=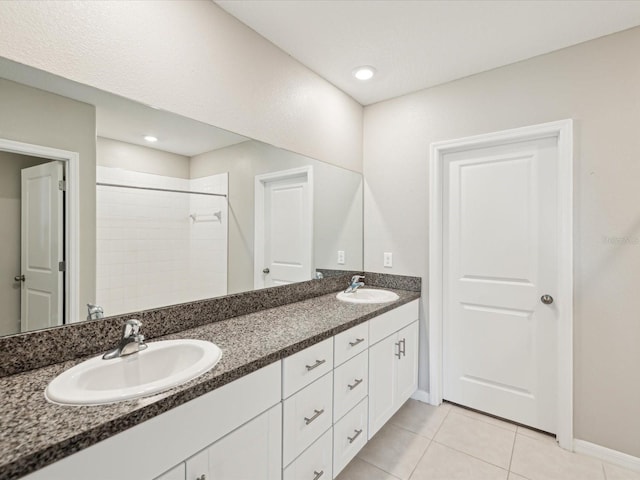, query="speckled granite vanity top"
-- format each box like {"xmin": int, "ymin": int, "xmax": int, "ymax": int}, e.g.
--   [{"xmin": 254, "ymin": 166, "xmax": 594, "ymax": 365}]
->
[{"xmin": 0, "ymin": 287, "xmax": 420, "ymax": 479}]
